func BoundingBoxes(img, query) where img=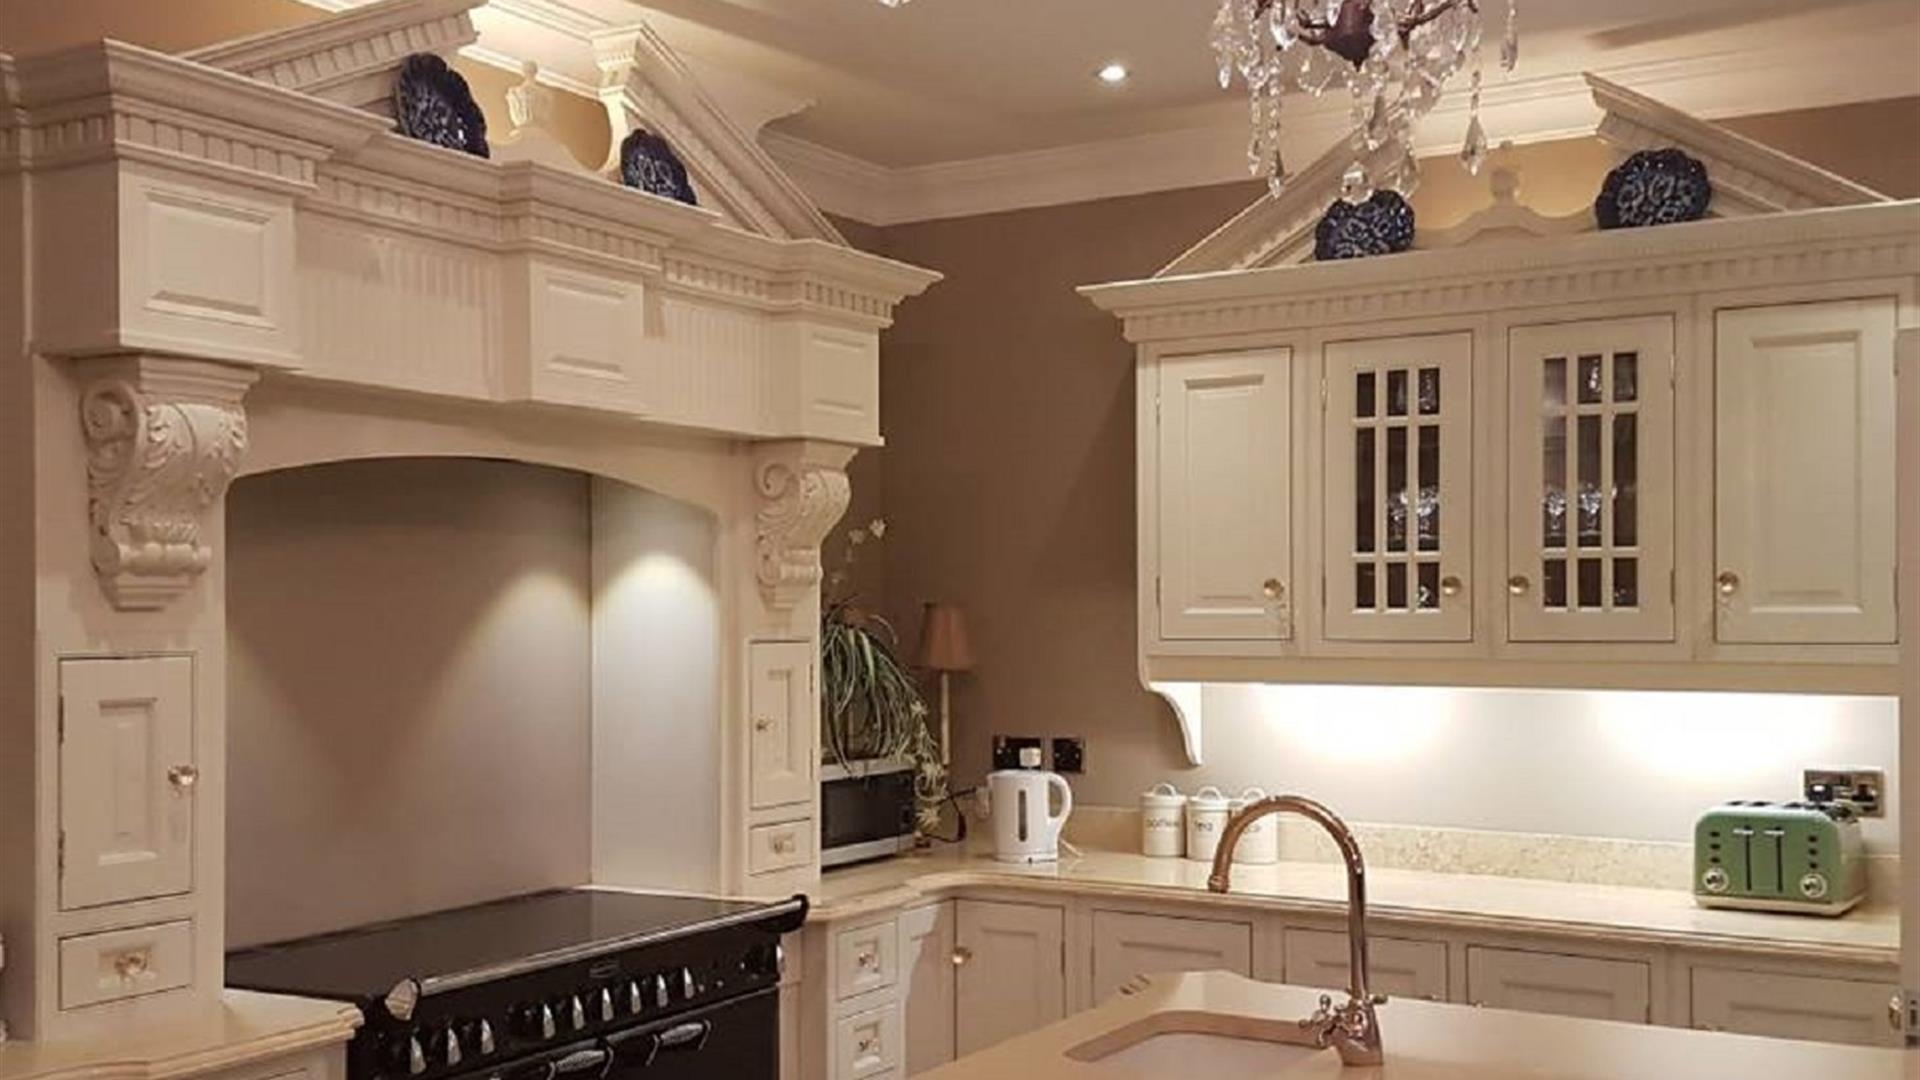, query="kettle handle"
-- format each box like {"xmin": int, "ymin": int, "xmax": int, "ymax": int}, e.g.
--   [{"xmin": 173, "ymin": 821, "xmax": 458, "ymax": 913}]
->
[{"xmin": 1047, "ymin": 772, "xmax": 1074, "ymax": 829}]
